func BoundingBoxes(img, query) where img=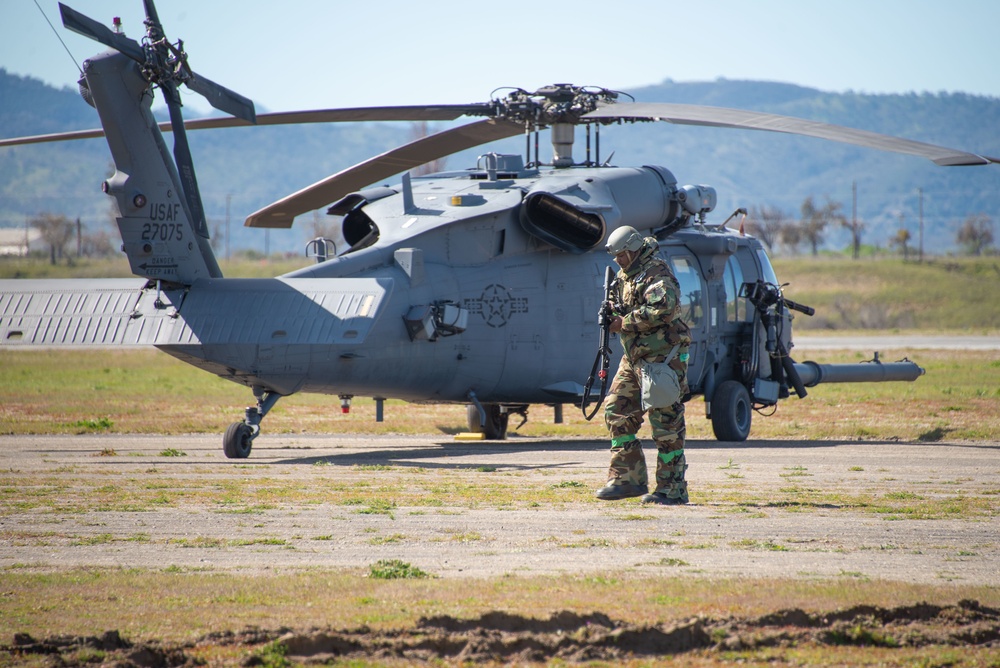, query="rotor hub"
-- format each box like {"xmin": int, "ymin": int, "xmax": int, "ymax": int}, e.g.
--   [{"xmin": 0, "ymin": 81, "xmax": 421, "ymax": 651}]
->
[{"xmin": 491, "ymin": 84, "xmax": 623, "ymax": 127}]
